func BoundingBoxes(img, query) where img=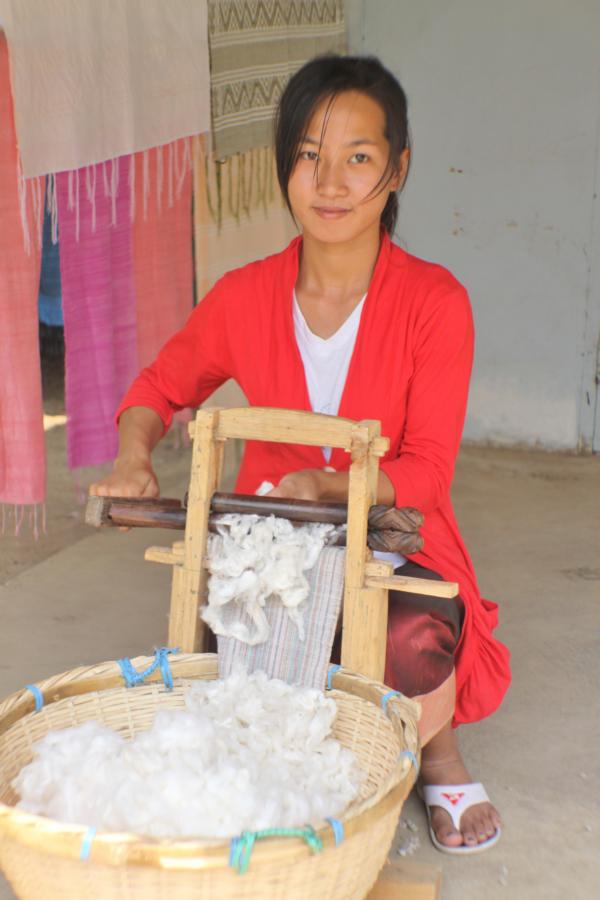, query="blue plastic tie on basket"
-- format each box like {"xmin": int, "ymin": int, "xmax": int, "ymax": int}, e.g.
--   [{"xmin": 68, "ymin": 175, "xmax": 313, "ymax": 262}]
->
[
  {"xmin": 25, "ymin": 684, "xmax": 44, "ymax": 712},
  {"xmin": 380, "ymin": 689, "xmax": 402, "ymax": 713},
  {"xmin": 399, "ymin": 750, "xmax": 419, "ymax": 774},
  {"xmin": 117, "ymin": 647, "xmax": 178, "ymax": 690},
  {"xmin": 325, "ymin": 817, "xmax": 344, "ymax": 846},
  {"xmin": 228, "ymin": 836, "xmax": 241, "ymax": 867},
  {"xmin": 326, "ymin": 664, "xmax": 341, "ymax": 691},
  {"xmin": 230, "ymin": 826, "xmax": 323, "ymax": 875},
  {"xmin": 80, "ymin": 826, "xmax": 97, "ymax": 861}
]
